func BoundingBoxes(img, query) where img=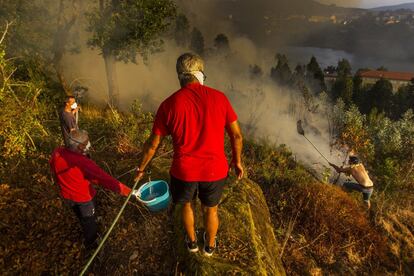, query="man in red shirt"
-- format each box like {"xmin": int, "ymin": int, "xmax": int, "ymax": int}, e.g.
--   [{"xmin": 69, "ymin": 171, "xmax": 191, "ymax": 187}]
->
[
  {"xmin": 50, "ymin": 130, "xmax": 131, "ymax": 249},
  {"xmin": 135, "ymin": 53, "xmax": 243, "ymax": 256}
]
